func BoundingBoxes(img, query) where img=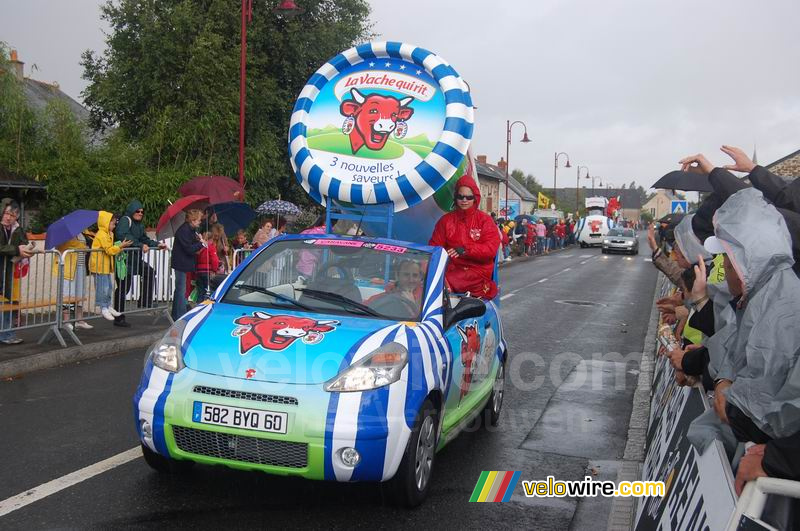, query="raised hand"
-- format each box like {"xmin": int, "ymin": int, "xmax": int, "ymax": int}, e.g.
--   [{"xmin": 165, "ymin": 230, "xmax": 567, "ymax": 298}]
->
[
  {"xmin": 691, "ymin": 257, "xmax": 708, "ymax": 303},
  {"xmin": 678, "ymin": 153, "xmax": 715, "ymax": 175},
  {"xmin": 720, "ymin": 145, "xmax": 756, "ymax": 173}
]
